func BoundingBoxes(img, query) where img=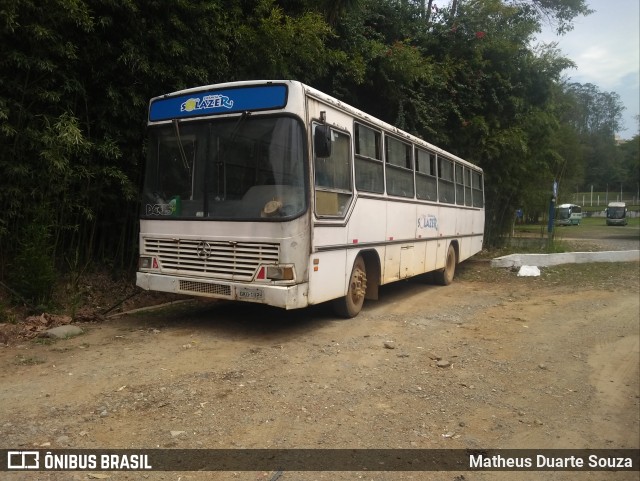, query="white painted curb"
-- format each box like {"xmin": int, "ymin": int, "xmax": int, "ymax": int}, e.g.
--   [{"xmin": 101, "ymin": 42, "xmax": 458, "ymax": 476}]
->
[{"xmin": 491, "ymin": 250, "xmax": 640, "ymax": 268}]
